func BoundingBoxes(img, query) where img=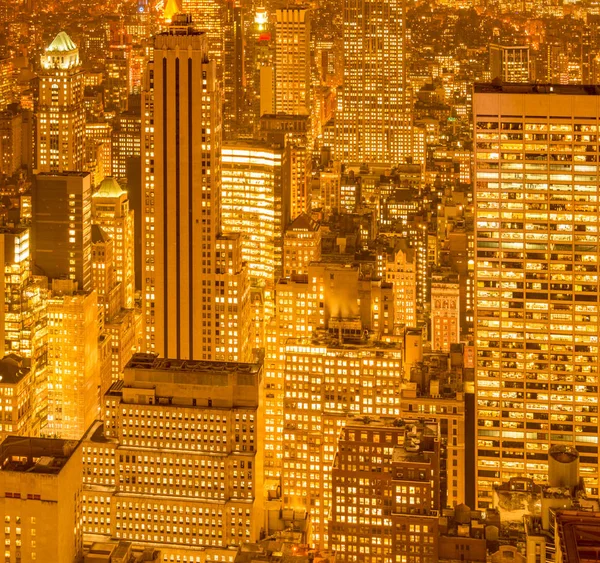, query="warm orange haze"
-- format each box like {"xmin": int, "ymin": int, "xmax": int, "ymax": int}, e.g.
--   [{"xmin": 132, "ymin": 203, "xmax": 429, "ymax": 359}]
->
[{"xmin": 1, "ymin": 0, "xmax": 600, "ymax": 561}]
